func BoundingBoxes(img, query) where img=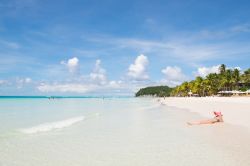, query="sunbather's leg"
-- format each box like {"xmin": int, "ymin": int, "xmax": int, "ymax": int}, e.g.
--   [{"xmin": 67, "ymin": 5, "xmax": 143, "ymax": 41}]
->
[{"xmin": 187, "ymin": 119, "xmax": 217, "ymax": 125}]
